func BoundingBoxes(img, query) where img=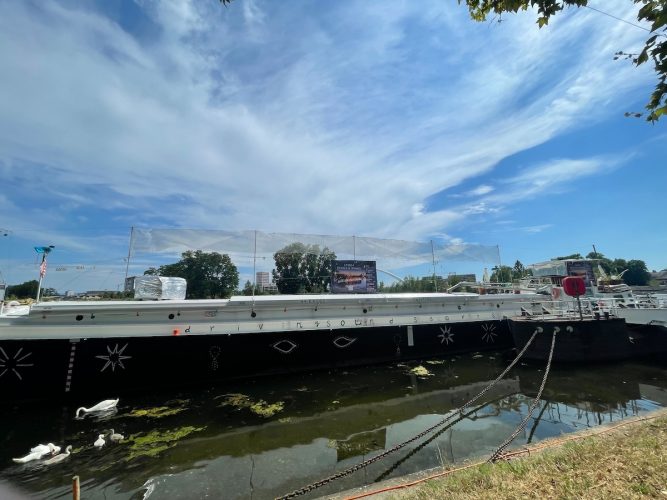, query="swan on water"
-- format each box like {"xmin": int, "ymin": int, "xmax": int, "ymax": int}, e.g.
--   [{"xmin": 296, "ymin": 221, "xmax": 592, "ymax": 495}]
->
[
  {"xmin": 13, "ymin": 444, "xmax": 60, "ymax": 463},
  {"xmin": 109, "ymin": 429, "xmax": 124, "ymax": 442},
  {"xmin": 43, "ymin": 446, "xmax": 72, "ymax": 465},
  {"xmin": 75, "ymin": 398, "xmax": 119, "ymax": 418},
  {"xmin": 13, "ymin": 451, "xmax": 46, "ymax": 463},
  {"xmin": 30, "ymin": 443, "xmax": 58, "ymax": 454},
  {"xmin": 94, "ymin": 434, "xmax": 106, "ymax": 448}
]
